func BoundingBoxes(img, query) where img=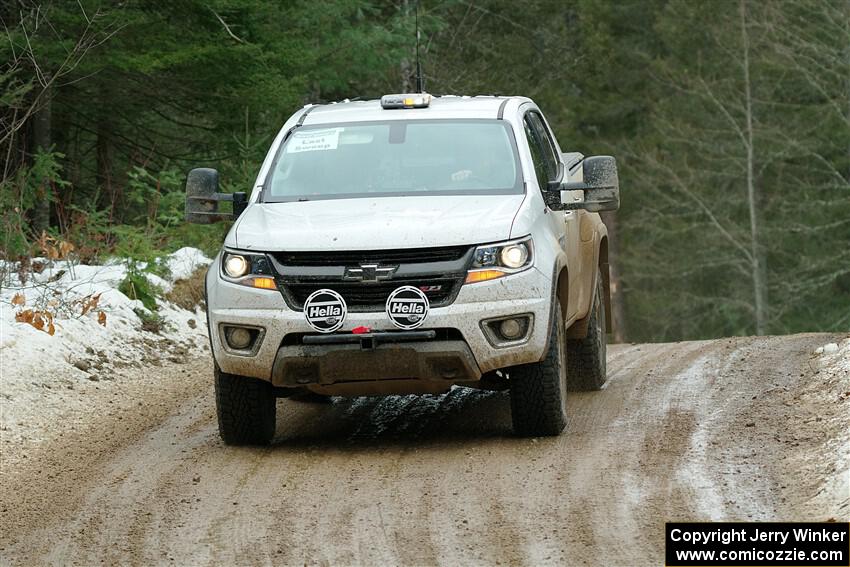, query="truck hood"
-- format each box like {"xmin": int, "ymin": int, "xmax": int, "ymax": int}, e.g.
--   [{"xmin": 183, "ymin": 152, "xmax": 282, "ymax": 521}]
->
[{"xmin": 230, "ymin": 194, "xmax": 526, "ymax": 251}]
